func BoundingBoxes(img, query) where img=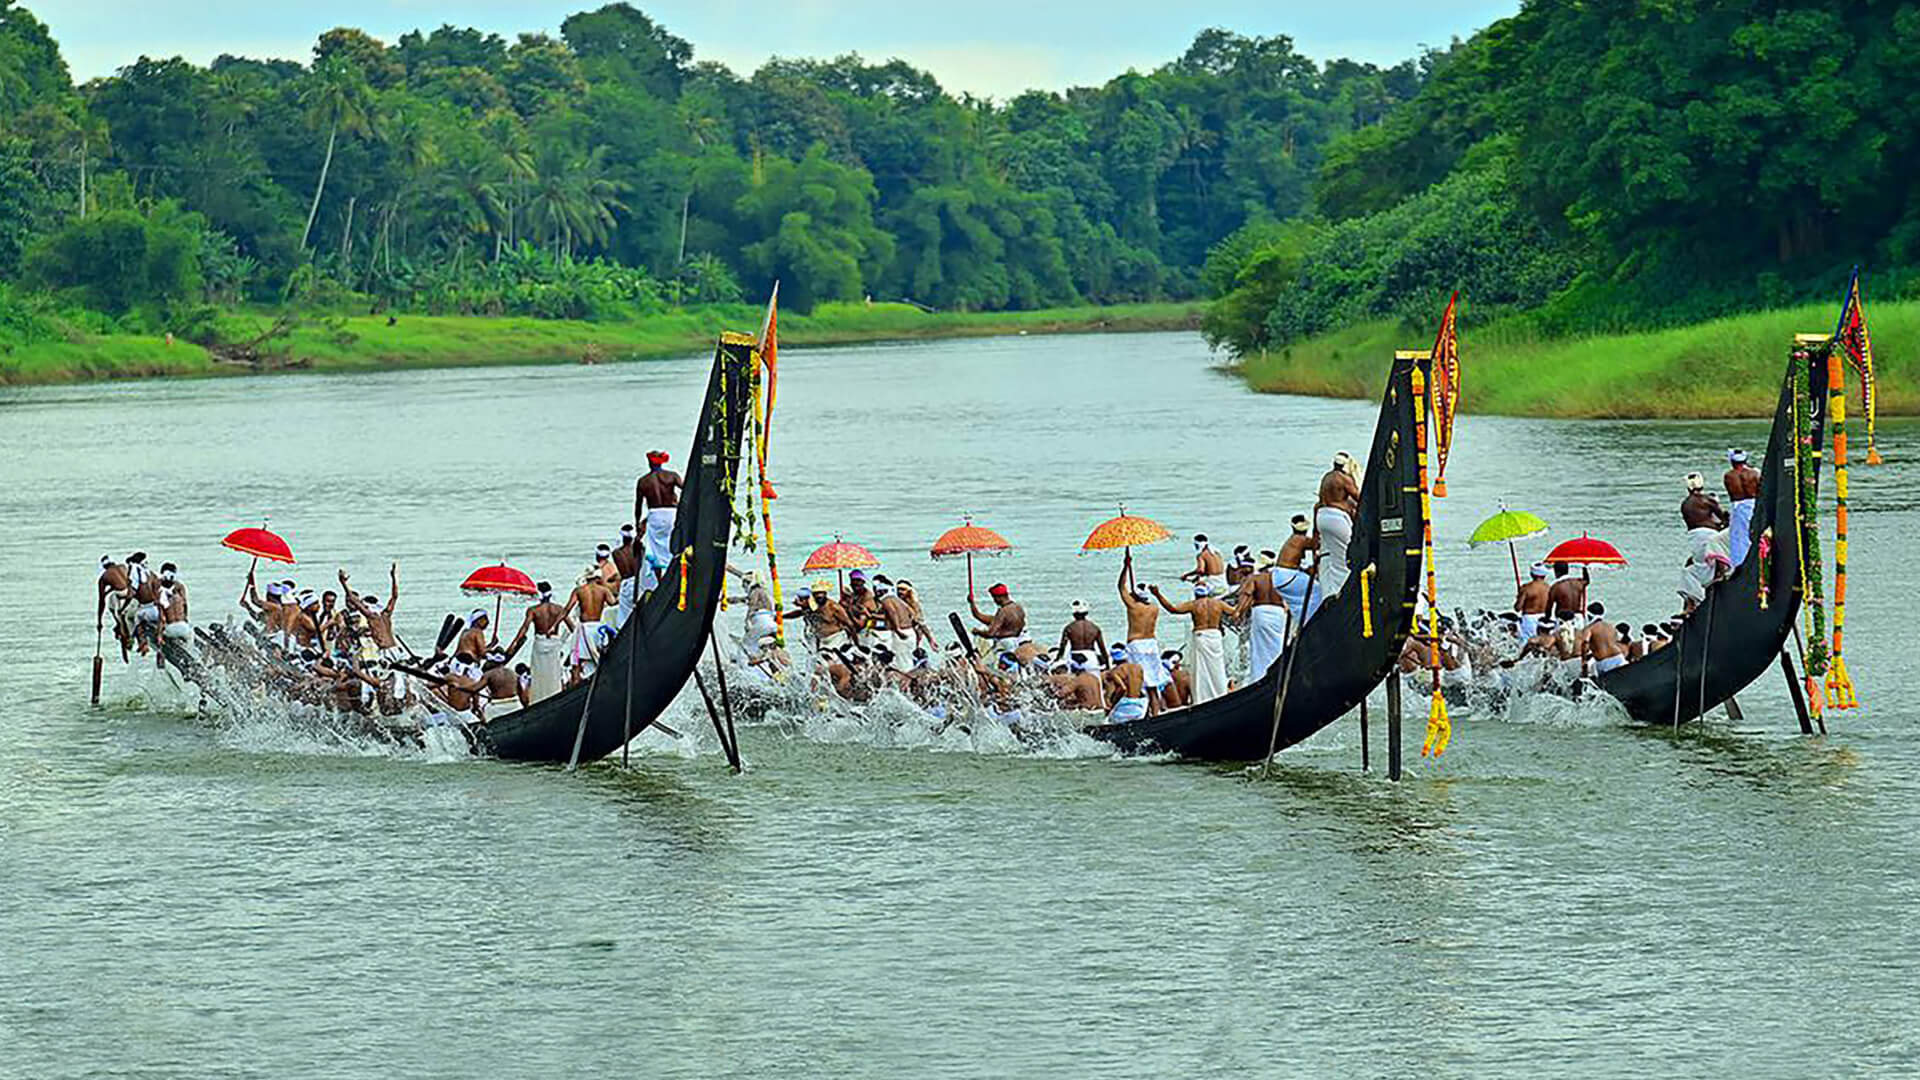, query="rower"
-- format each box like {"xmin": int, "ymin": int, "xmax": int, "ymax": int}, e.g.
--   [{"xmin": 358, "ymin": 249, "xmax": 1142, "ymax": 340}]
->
[
  {"xmin": 842, "ymin": 570, "xmax": 877, "ymax": 645},
  {"xmin": 1161, "ymin": 649, "xmax": 1192, "ymax": 709},
  {"xmin": 1236, "ymin": 558, "xmax": 1291, "ymax": 682},
  {"xmin": 1680, "ymin": 472, "xmax": 1731, "ymax": 611},
  {"xmin": 612, "ymin": 525, "xmax": 641, "ymax": 627},
  {"xmin": 787, "ymin": 579, "xmax": 856, "ymax": 654},
  {"xmin": 1577, "ymin": 602, "xmax": 1628, "ymax": 674},
  {"xmin": 1274, "ymin": 514, "xmax": 1319, "ymax": 619},
  {"xmin": 1515, "ymin": 563, "xmax": 1550, "ymax": 640},
  {"xmin": 292, "ymin": 591, "xmax": 322, "ymax": 650},
  {"xmin": 156, "ymin": 563, "xmax": 191, "ymax": 655},
  {"xmin": 431, "ymin": 652, "xmax": 486, "ymax": 726},
  {"xmin": 478, "ymin": 649, "xmax": 527, "ymax": 717},
  {"xmin": 1103, "ymin": 643, "xmax": 1147, "ymax": 721},
  {"xmin": 1149, "ymin": 582, "xmax": 1232, "ymax": 705},
  {"xmin": 1057, "ymin": 650, "xmax": 1105, "ymax": 710},
  {"xmin": 1723, "ymin": 449, "xmax": 1761, "ymax": 566},
  {"xmin": 128, "ymin": 552, "xmax": 160, "ymax": 655},
  {"xmin": 1226, "ymin": 545, "xmax": 1255, "ymax": 587},
  {"xmin": 317, "ymin": 590, "xmax": 342, "ymax": 647},
  {"xmin": 457, "ymin": 608, "xmax": 494, "ymax": 664},
  {"xmin": 1547, "ymin": 562, "xmax": 1587, "ymax": 625},
  {"xmin": 1180, "ymin": 534, "xmax": 1227, "ymax": 596},
  {"xmin": 594, "ymin": 543, "xmax": 620, "ymax": 587},
  {"xmin": 634, "ymin": 450, "xmax": 683, "ymax": 593},
  {"xmin": 726, "ymin": 566, "xmax": 788, "ymax": 670},
  {"xmin": 561, "ymin": 571, "xmax": 615, "ymax": 683},
  {"xmin": 1518, "ymin": 616, "xmax": 1561, "ymax": 660},
  {"xmin": 340, "ymin": 565, "xmax": 406, "ymax": 699},
  {"xmin": 966, "ymin": 582, "xmax": 1028, "ymax": 659},
  {"xmin": 1055, "ymin": 599, "xmax": 1109, "ymax": 668},
  {"xmin": 97, "ymin": 555, "xmax": 135, "ymax": 661},
  {"xmin": 893, "ymin": 579, "xmax": 938, "ymax": 652},
  {"xmin": 1116, "ymin": 553, "xmax": 1170, "ymax": 716},
  {"xmin": 504, "ymin": 581, "xmax": 570, "ymax": 703},
  {"xmin": 870, "ymin": 575, "xmax": 916, "ymax": 675},
  {"xmin": 1314, "ymin": 451, "xmax": 1360, "ymax": 598}
]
